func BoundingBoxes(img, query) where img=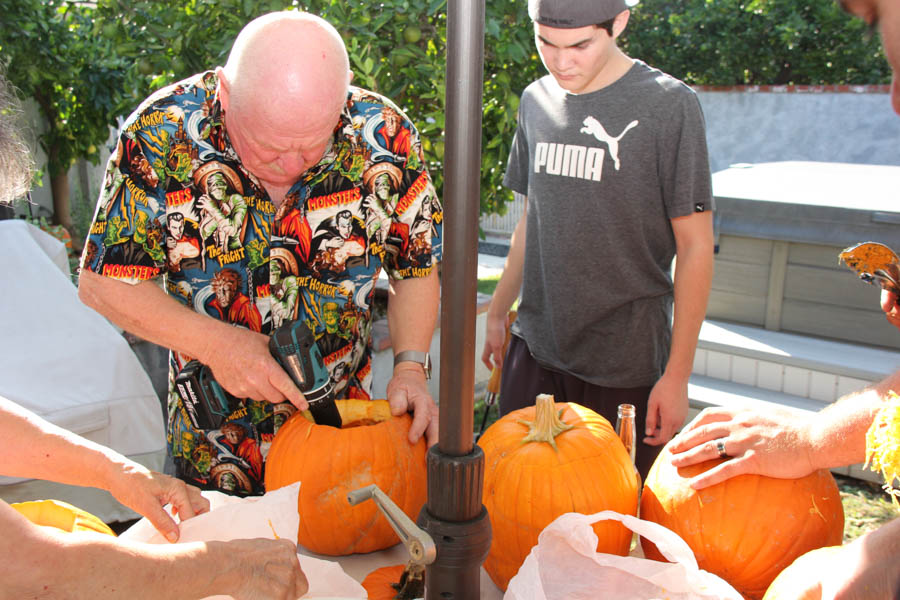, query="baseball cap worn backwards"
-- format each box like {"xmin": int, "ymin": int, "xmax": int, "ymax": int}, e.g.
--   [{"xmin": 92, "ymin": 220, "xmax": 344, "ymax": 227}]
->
[{"xmin": 528, "ymin": 0, "xmax": 627, "ymax": 28}]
